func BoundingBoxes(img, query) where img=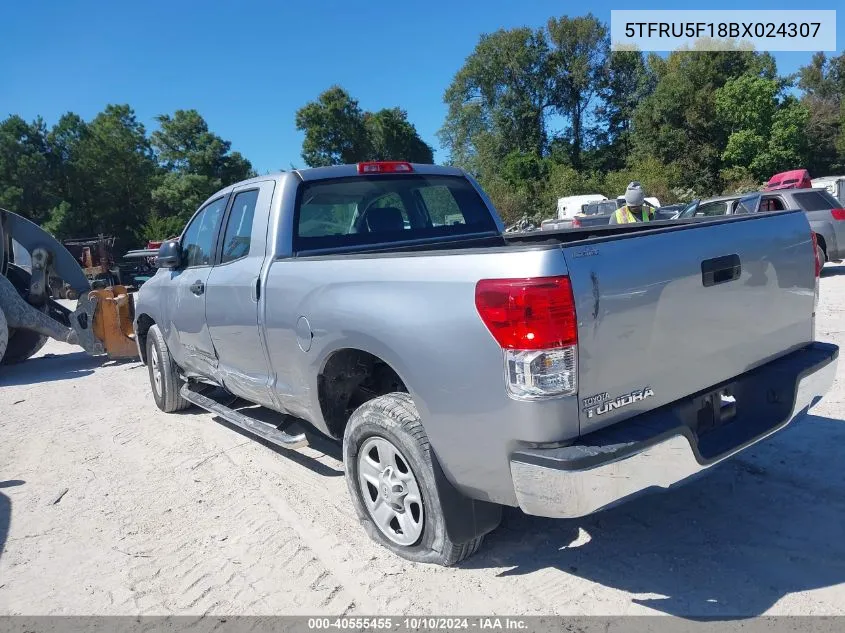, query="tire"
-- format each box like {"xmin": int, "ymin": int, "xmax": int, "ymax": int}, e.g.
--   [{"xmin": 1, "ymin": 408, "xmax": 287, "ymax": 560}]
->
[
  {"xmin": 1, "ymin": 327, "xmax": 48, "ymax": 365},
  {"xmin": 146, "ymin": 324, "xmax": 191, "ymax": 413},
  {"xmin": 343, "ymin": 393, "xmax": 485, "ymax": 566},
  {"xmin": 0, "ymin": 306, "xmax": 8, "ymax": 365},
  {"xmin": 1, "ymin": 265, "xmax": 49, "ymax": 365},
  {"xmin": 816, "ymin": 242, "xmax": 826, "ymax": 270}
]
